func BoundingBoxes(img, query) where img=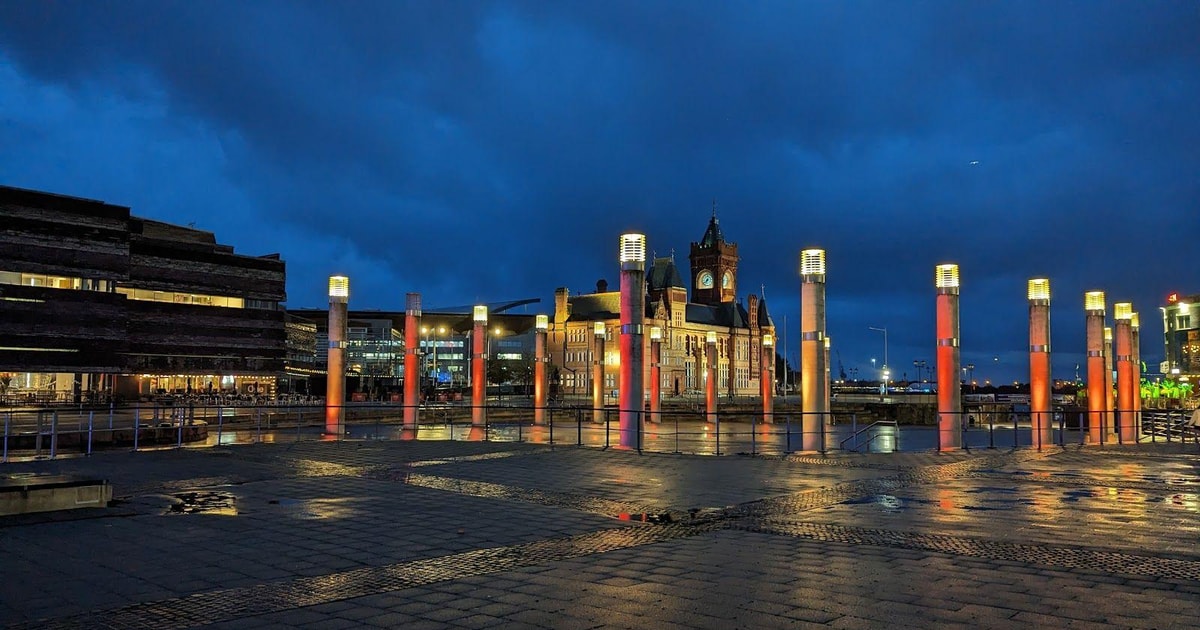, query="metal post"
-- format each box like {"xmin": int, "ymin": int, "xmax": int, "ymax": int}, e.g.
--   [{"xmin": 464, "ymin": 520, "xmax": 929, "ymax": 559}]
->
[
  {"xmin": 988, "ymin": 412, "xmax": 994, "ymax": 449},
  {"xmin": 604, "ymin": 409, "xmax": 610, "ymax": 449},
  {"xmin": 133, "ymin": 404, "xmax": 140, "ymax": 452},
  {"xmin": 1013, "ymin": 412, "xmax": 1019, "ymax": 448},
  {"xmin": 256, "ymin": 407, "xmax": 263, "ymax": 443},
  {"xmin": 577, "ymin": 408, "xmax": 582, "ymax": 446},
  {"xmin": 785, "ymin": 415, "xmax": 792, "ymax": 453},
  {"xmin": 820, "ymin": 411, "xmax": 827, "ymax": 455},
  {"xmin": 217, "ymin": 405, "xmax": 223, "ymax": 445},
  {"xmin": 715, "ymin": 413, "xmax": 721, "ymax": 456},
  {"xmin": 50, "ymin": 411, "xmax": 58, "ymax": 459},
  {"xmin": 108, "ymin": 402, "xmax": 114, "ymax": 430},
  {"xmin": 176, "ymin": 407, "xmax": 184, "ymax": 449},
  {"xmin": 549, "ymin": 409, "xmax": 555, "ymax": 445},
  {"xmin": 87, "ymin": 410, "xmax": 94, "ymax": 455},
  {"xmin": 751, "ymin": 411, "xmax": 756, "ymax": 456},
  {"xmin": 3, "ymin": 411, "xmax": 9, "ymax": 463}
]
